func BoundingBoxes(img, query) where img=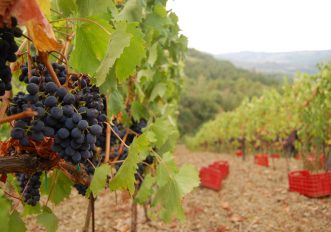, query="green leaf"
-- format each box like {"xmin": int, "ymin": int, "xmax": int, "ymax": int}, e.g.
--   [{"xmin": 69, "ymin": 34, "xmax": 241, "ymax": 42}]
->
[
  {"xmin": 44, "ymin": 171, "xmax": 72, "ymax": 205},
  {"xmin": 116, "ymin": 0, "xmax": 144, "ymax": 22},
  {"xmin": 89, "ymin": 164, "xmax": 111, "ymax": 196},
  {"xmin": 134, "ymin": 174, "xmax": 155, "ymax": 204},
  {"xmin": 76, "ymin": 0, "xmax": 117, "ymax": 17},
  {"xmin": 149, "ymin": 83, "xmax": 166, "ymax": 101},
  {"xmin": 131, "ymin": 101, "xmax": 147, "ymax": 121},
  {"xmin": 149, "ymin": 119, "xmax": 174, "ymax": 148},
  {"xmin": 156, "ymin": 152, "xmax": 177, "ymax": 187},
  {"xmin": 37, "ymin": 207, "xmax": 58, "ymax": 232},
  {"xmin": 147, "ymin": 43, "xmax": 158, "ymax": 66},
  {"xmin": 96, "ymin": 22, "xmax": 132, "ymax": 86},
  {"xmin": 70, "ymin": 17, "xmax": 112, "ymax": 74},
  {"xmin": 23, "ymin": 204, "xmax": 41, "ymax": 216},
  {"xmin": 154, "ymin": 3, "xmax": 167, "ymax": 17},
  {"xmin": 175, "ymin": 165, "xmax": 200, "ymax": 197},
  {"xmin": 108, "ymin": 89, "xmax": 125, "ymax": 116},
  {"xmin": 53, "ymin": 0, "xmax": 77, "ymax": 16},
  {"xmin": 115, "ymin": 23, "xmax": 146, "ymax": 82},
  {"xmin": 9, "ymin": 211, "xmax": 26, "ymax": 232},
  {"xmin": 109, "ymin": 133, "xmax": 150, "ymax": 194},
  {"xmin": 0, "ymin": 193, "xmax": 11, "ymax": 232},
  {"xmin": 153, "ymin": 177, "xmax": 185, "ymax": 223}
]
